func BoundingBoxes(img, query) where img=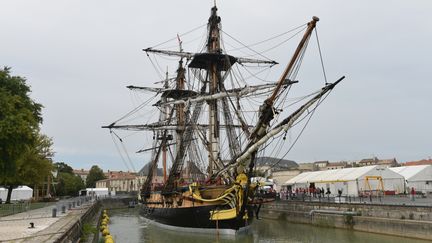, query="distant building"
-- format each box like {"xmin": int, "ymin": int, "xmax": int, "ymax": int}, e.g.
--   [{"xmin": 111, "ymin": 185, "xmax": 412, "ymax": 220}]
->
[
  {"xmin": 73, "ymin": 169, "xmax": 90, "ymax": 182},
  {"xmin": 358, "ymin": 157, "xmax": 379, "ymax": 167},
  {"xmin": 358, "ymin": 157, "xmax": 398, "ymax": 168},
  {"xmin": 105, "ymin": 170, "xmax": 137, "ymax": 179},
  {"xmin": 74, "ymin": 168, "xmax": 137, "ymax": 183},
  {"xmin": 96, "ymin": 175, "xmax": 163, "ymax": 194},
  {"xmin": 377, "ymin": 158, "xmax": 398, "ymax": 168},
  {"xmin": 326, "ymin": 161, "xmax": 348, "ymax": 170},
  {"xmin": 313, "ymin": 161, "xmax": 329, "ymax": 170},
  {"xmin": 403, "ymin": 159, "xmax": 432, "ymax": 166}
]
